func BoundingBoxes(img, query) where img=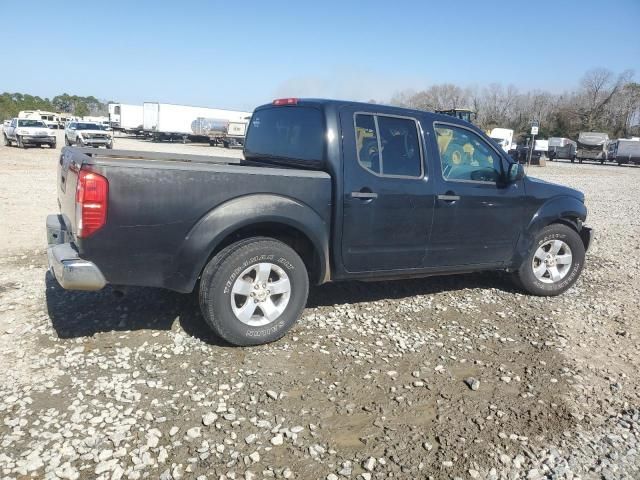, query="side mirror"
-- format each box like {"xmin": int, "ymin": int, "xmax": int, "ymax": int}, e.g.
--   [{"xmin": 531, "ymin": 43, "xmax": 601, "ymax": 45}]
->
[{"xmin": 507, "ymin": 163, "xmax": 525, "ymax": 183}]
